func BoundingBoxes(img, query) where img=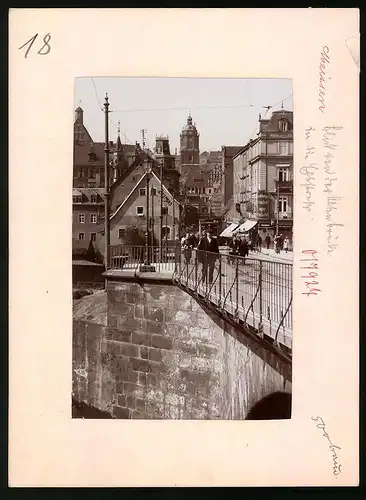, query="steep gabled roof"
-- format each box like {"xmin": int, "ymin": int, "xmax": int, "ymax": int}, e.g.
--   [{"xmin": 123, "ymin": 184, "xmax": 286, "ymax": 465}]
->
[{"xmin": 110, "ymin": 170, "xmax": 181, "ymax": 220}]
